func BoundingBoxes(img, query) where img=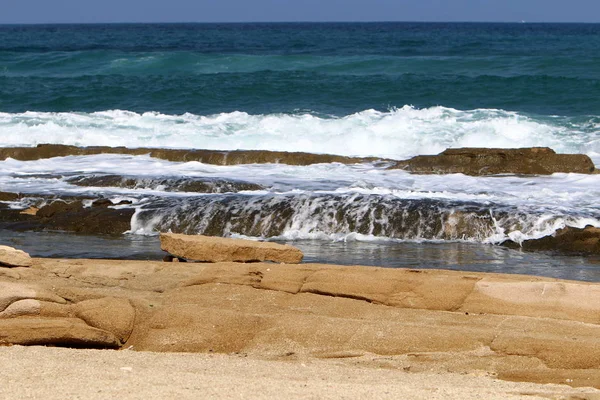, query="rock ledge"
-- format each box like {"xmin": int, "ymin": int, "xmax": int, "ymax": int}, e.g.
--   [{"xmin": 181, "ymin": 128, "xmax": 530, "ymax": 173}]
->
[{"xmin": 391, "ymin": 147, "xmax": 595, "ymax": 175}]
